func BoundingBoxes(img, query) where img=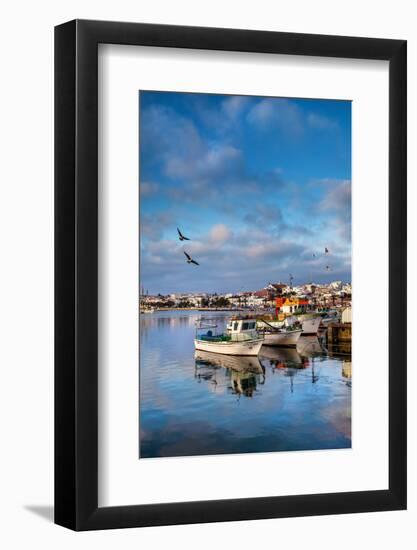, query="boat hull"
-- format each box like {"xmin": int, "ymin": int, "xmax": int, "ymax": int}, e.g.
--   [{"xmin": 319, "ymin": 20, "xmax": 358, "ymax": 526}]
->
[
  {"xmin": 194, "ymin": 338, "xmax": 264, "ymax": 356},
  {"xmin": 299, "ymin": 316, "xmax": 322, "ymax": 335},
  {"xmin": 262, "ymin": 329, "xmax": 302, "ymax": 346}
]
